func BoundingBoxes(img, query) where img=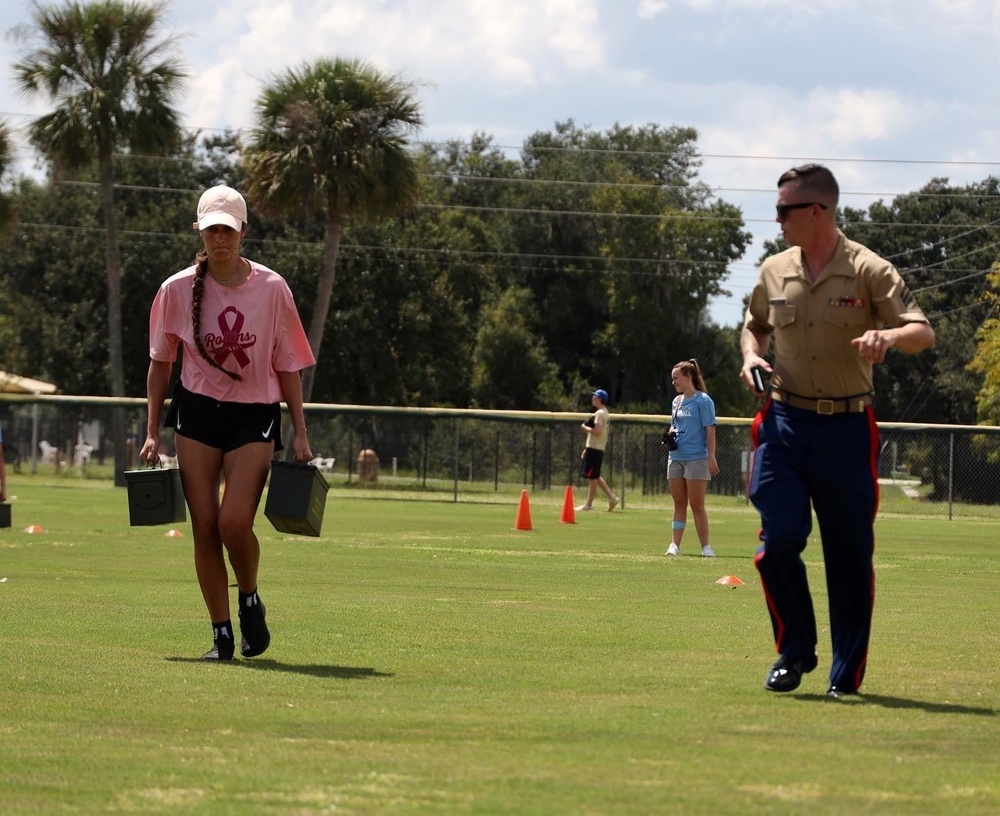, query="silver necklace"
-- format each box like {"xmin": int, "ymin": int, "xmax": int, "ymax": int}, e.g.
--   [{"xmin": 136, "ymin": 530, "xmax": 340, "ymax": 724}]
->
[{"xmin": 212, "ymin": 258, "xmax": 246, "ymax": 286}]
